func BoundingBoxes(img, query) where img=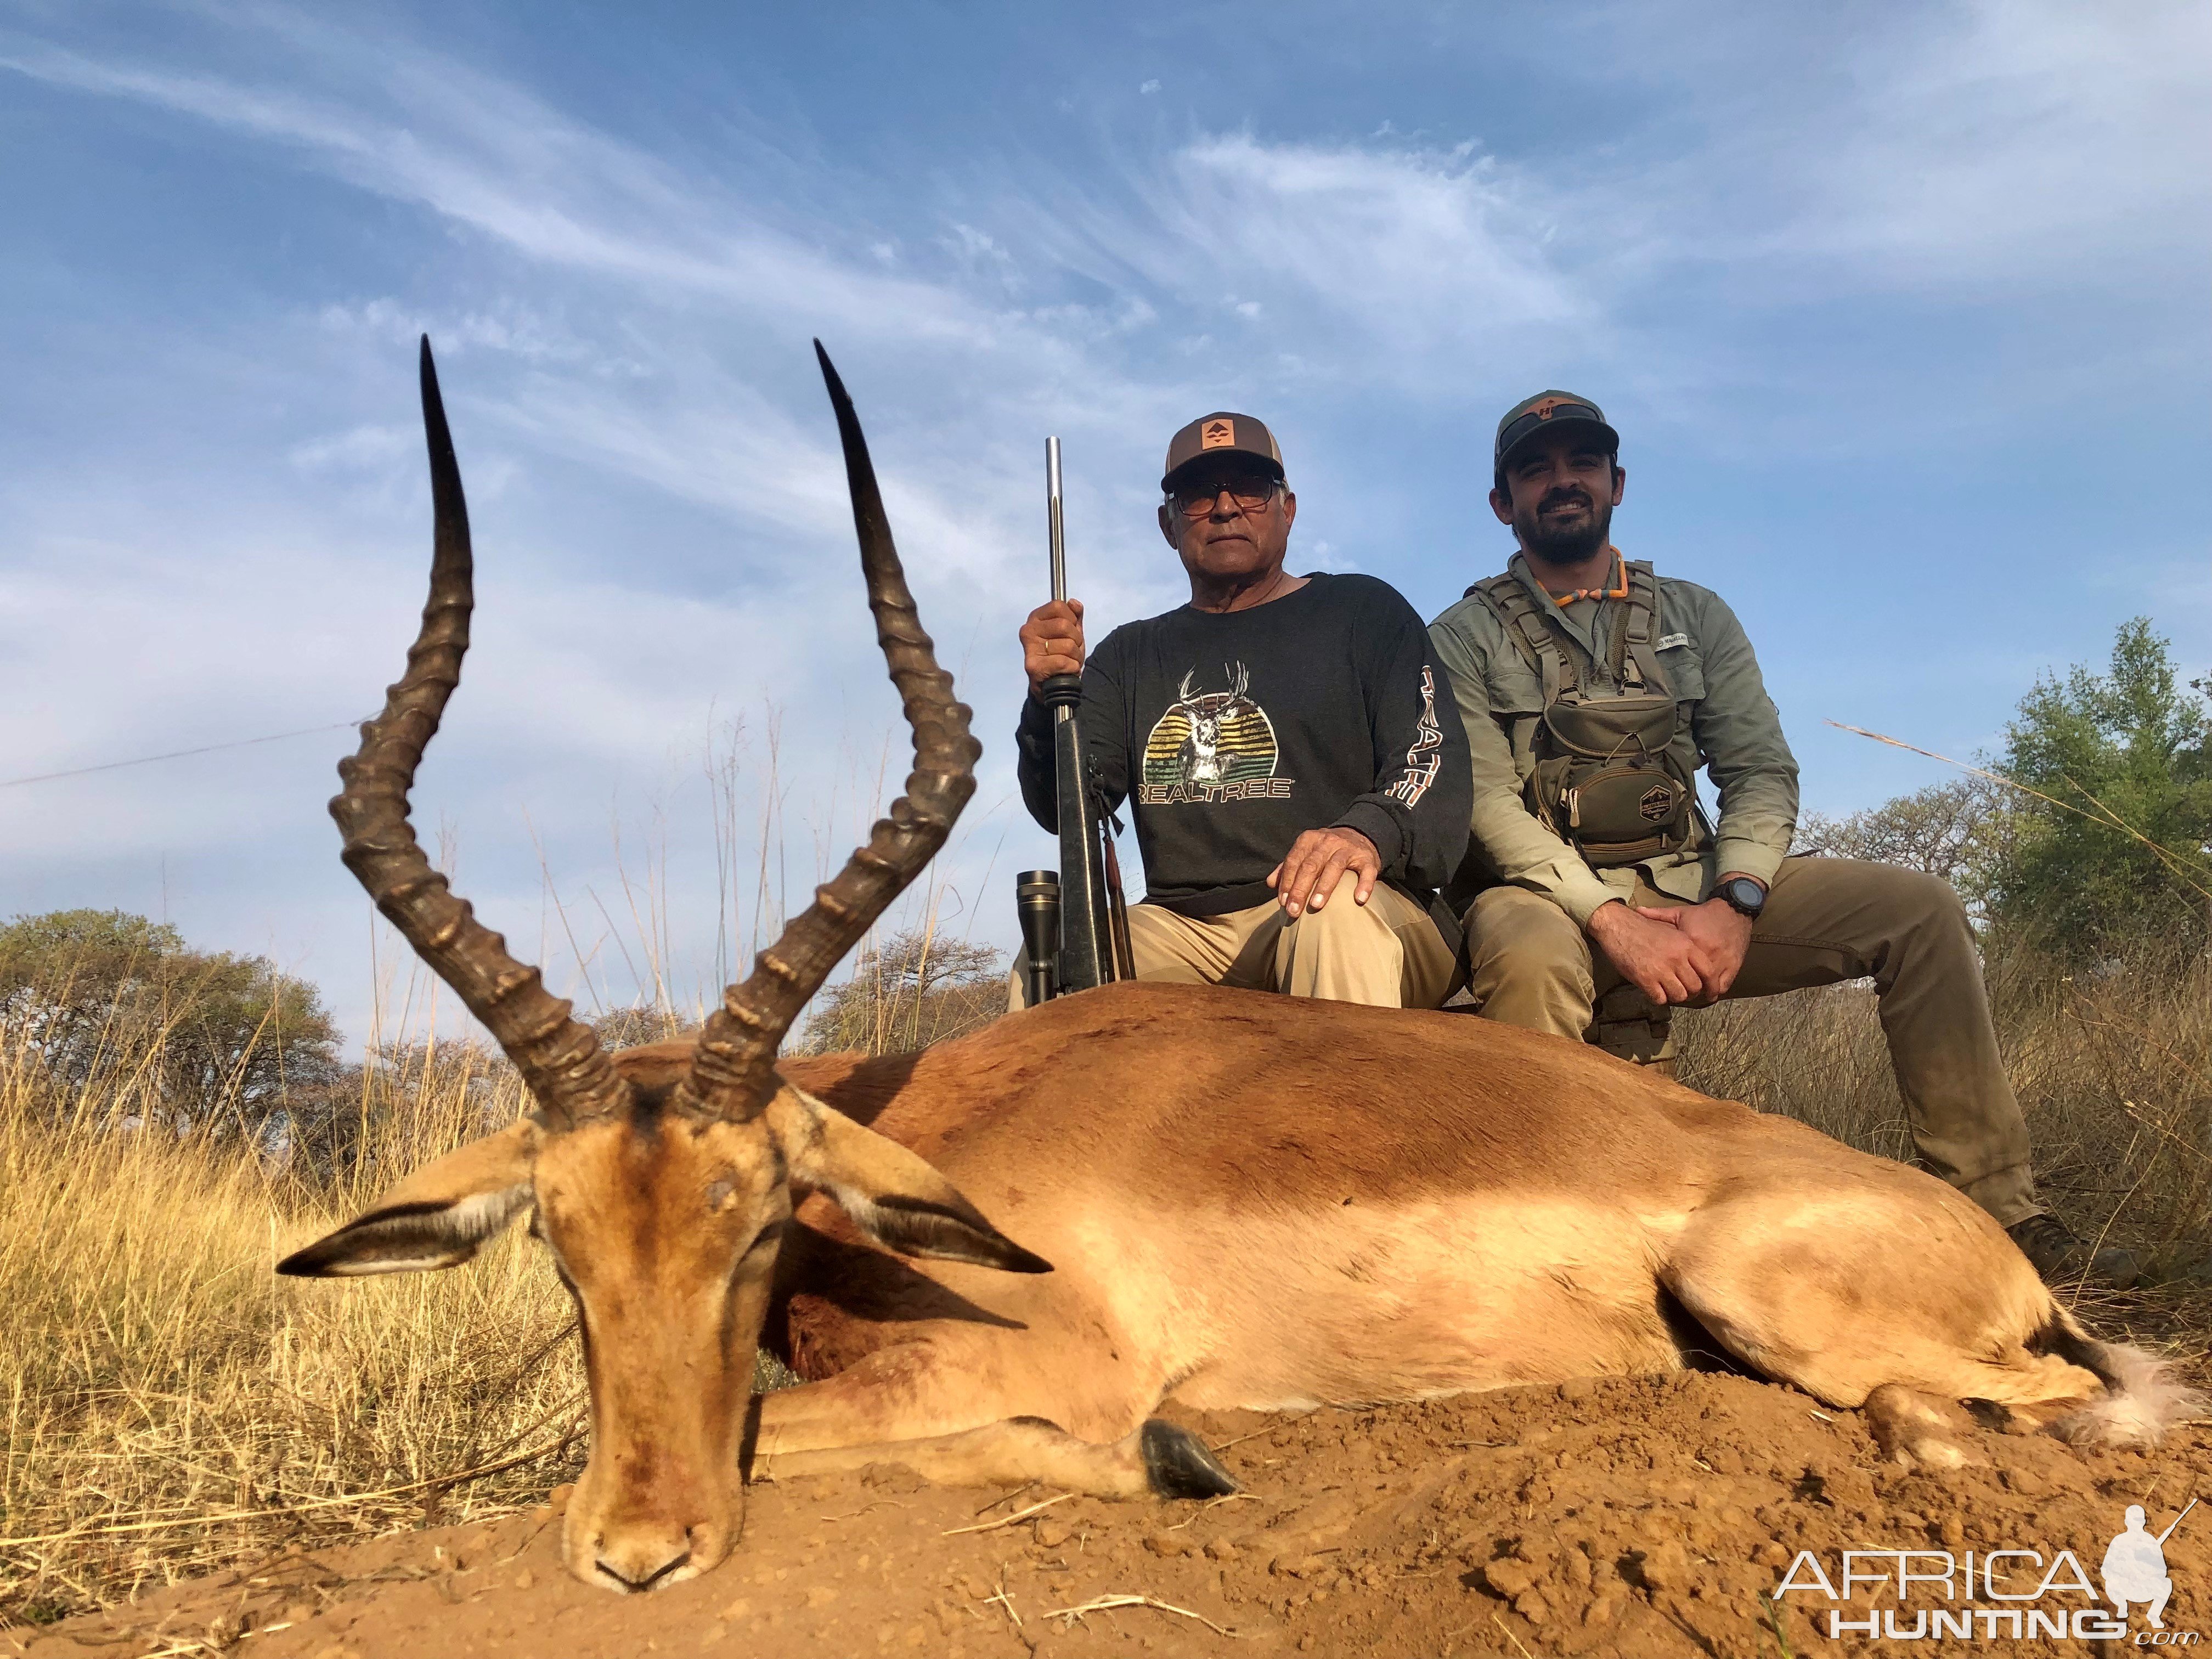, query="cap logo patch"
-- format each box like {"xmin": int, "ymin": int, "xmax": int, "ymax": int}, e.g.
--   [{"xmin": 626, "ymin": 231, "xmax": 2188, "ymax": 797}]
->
[
  {"xmin": 1200, "ymin": 419, "xmax": 1235, "ymax": 450},
  {"xmin": 1531, "ymin": 396, "xmax": 1569, "ymax": 421}
]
